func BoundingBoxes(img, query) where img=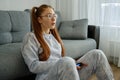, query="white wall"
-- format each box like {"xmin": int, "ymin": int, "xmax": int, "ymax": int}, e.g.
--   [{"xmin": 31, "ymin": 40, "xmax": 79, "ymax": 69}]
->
[{"xmin": 0, "ymin": 0, "xmax": 56, "ymax": 11}]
